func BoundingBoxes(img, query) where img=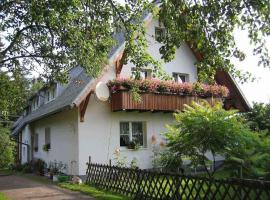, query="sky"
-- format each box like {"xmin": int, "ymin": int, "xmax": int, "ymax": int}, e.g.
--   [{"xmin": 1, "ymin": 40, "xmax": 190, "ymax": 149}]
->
[{"xmin": 232, "ymin": 30, "xmax": 270, "ymax": 105}]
